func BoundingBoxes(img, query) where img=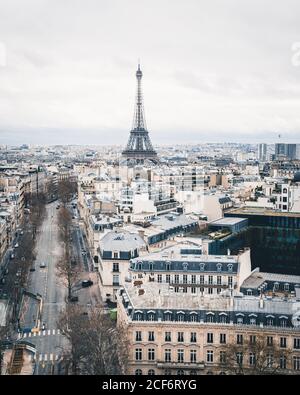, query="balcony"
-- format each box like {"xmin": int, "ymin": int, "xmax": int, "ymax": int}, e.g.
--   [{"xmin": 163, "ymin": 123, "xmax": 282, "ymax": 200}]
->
[
  {"xmin": 112, "ymin": 282, "xmax": 120, "ymax": 286},
  {"xmin": 156, "ymin": 361, "xmax": 205, "ymax": 369}
]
